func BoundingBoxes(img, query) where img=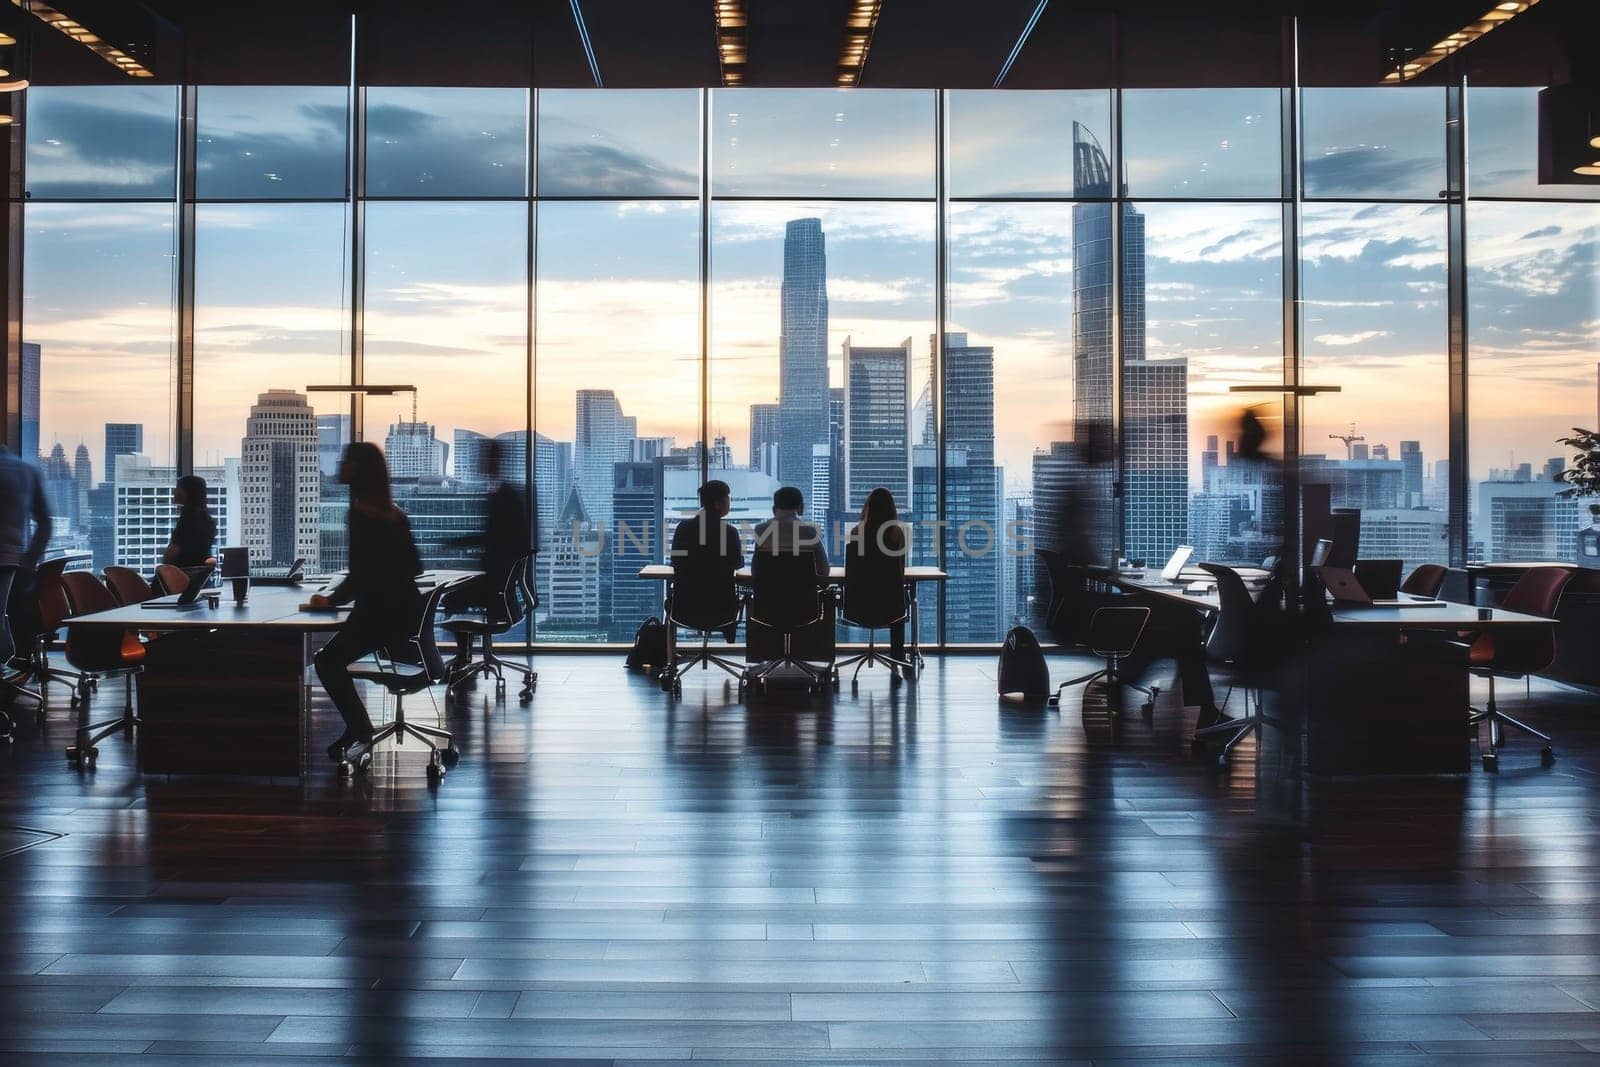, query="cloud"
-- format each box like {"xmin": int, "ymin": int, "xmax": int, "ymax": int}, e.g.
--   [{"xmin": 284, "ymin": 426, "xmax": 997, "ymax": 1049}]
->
[
  {"xmin": 538, "ymin": 143, "xmax": 696, "ymax": 197},
  {"xmin": 1312, "ymin": 329, "xmax": 1390, "ymax": 346}
]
